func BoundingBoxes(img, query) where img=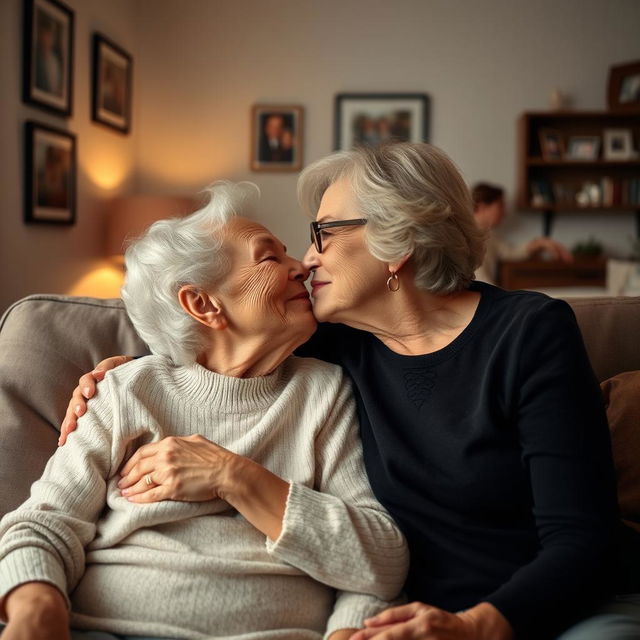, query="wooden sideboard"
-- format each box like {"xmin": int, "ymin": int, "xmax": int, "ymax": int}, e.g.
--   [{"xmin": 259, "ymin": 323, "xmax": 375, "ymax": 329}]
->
[{"xmin": 498, "ymin": 257, "xmax": 607, "ymax": 290}]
